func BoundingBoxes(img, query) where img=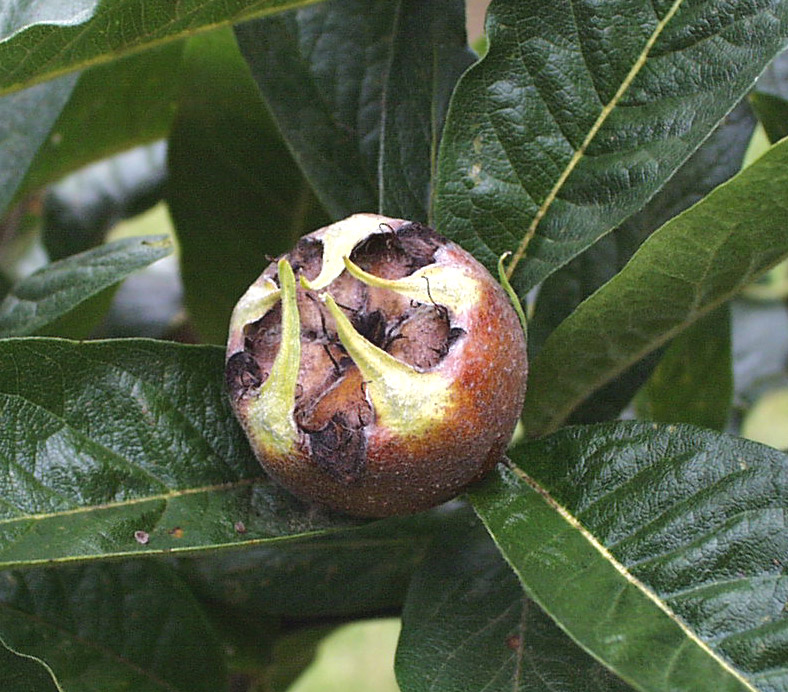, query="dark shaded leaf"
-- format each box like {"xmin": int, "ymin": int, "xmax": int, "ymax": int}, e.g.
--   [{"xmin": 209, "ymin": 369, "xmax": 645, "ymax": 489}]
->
[
  {"xmin": 472, "ymin": 423, "xmax": 788, "ymax": 691},
  {"xmin": 0, "ymin": 339, "xmax": 364, "ymax": 569},
  {"xmin": 565, "ymin": 350, "xmax": 664, "ymax": 427},
  {"xmin": 522, "ymin": 136, "xmax": 788, "ymax": 437},
  {"xmin": 0, "ymin": 561, "xmax": 226, "ymax": 691},
  {"xmin": 396, "ymin": 514, "xmax": 632, "ymax": 692},
  {"xmin": 0, "ymin": 637, "xmax": 62, "ymax": 692},
  {"xmin": 167, "ymin": 28, "xmax": 328, "ymax": 344},
  {"xmin": 235, "ymin": 0, "xmax": 397, "ymax": 219},
  {"xmin": 257, "ymin": 625, "xmax": 336, "ymax": 692},
  {"xmin": 750, "ymin": 91, "xmax": 788, "ymax": 144},
  {"xmin": 434, "ymin": 0, "xmax": 788, "ymax": 300},
  {"xmin": 0, "ymin": 236, "xmax": 172, "ymax": 338},
  {"xmin": 0, "ymin": 0, "xmax": 319, "ymax": 97},
  {"xmin": 177, "ymin": 504, "xmax": 465, "ymax": 620},
  {"xmin": 206, "ymin": 612, "xmax": 331, "ymax": 692},
  {"xmin": 378, "ymin": 0, "xmax": 475, "ymax": 223},
  {"xmin": 21, "ymin": 43, "xmax": 183, "ymax": 202},
  {"xmin": 0, "ymin": 75, "xmax": 77, "ymax": 217},
  {"xmin": 636, "ymin": 305, "xmax": 732, "ymax": 431}
]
